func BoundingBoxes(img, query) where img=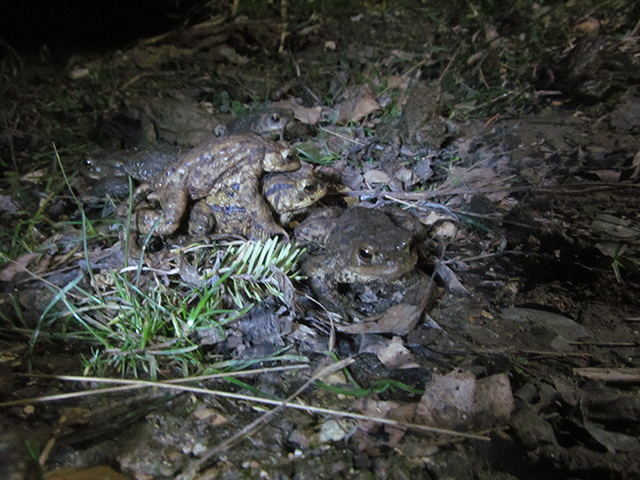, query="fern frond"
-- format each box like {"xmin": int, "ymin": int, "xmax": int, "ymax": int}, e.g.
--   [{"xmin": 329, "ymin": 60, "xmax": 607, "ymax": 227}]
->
[{"xmin": 220, "ymin": 238, "xmax": 305, "ymax": 308}]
